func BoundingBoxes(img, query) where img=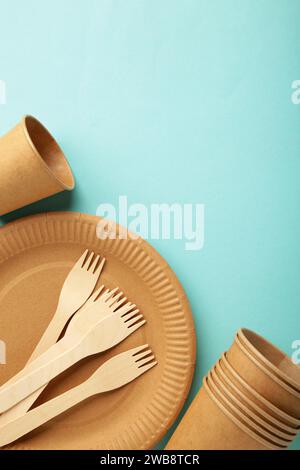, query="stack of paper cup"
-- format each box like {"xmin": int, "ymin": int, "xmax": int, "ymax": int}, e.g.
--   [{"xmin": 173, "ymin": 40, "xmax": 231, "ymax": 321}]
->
[{"xmin": 166, "ymin": 329, "xmax": 300, "ymax": 450}]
